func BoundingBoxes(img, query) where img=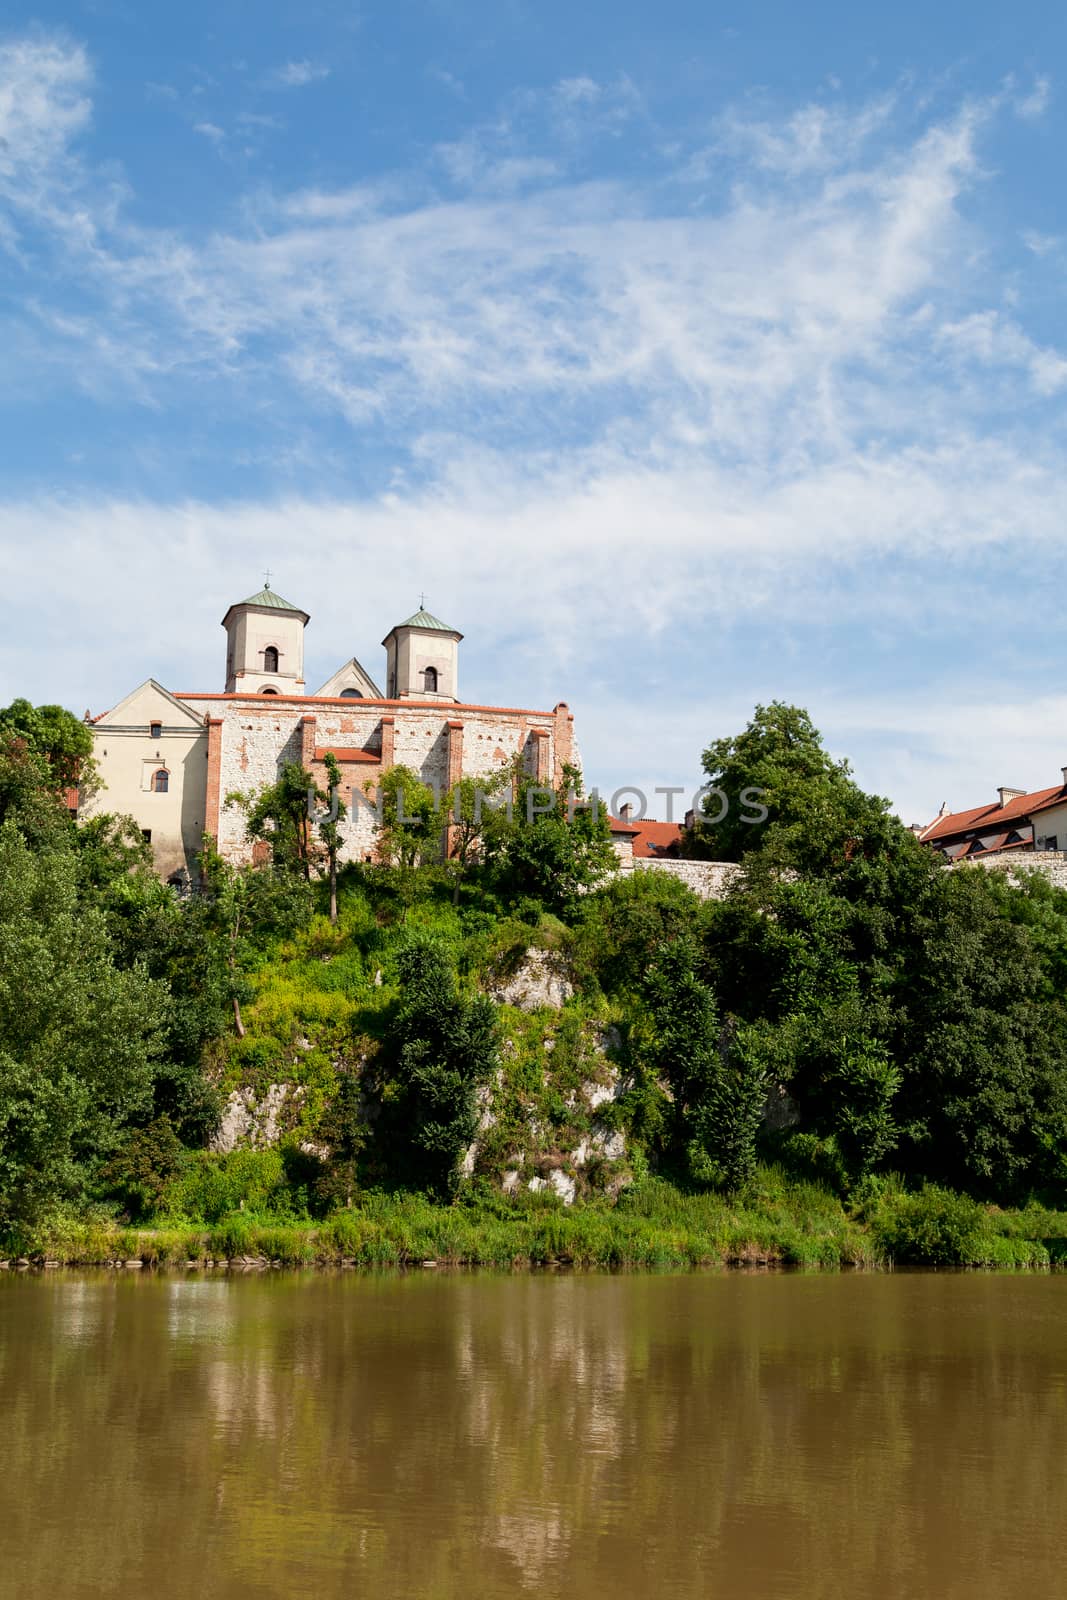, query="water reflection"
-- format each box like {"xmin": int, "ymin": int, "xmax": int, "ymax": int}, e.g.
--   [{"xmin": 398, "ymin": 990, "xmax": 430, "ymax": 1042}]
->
[{"xmin": 1, "ymin": 1271, "xmax": 1065, "ymax": 1599}]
